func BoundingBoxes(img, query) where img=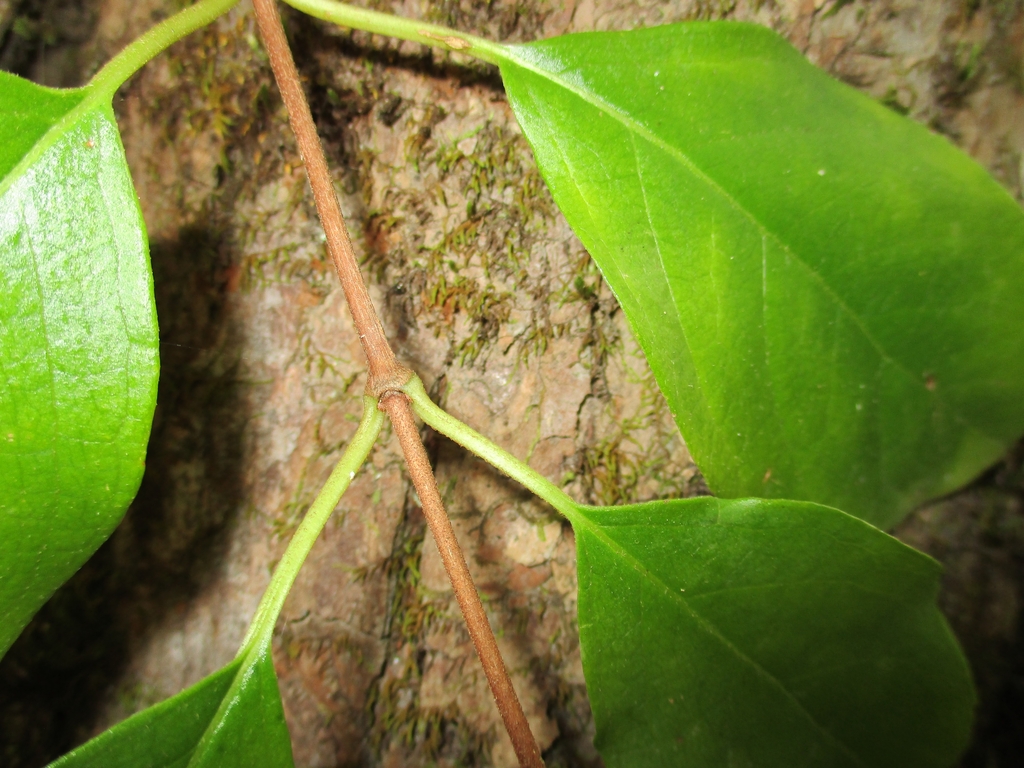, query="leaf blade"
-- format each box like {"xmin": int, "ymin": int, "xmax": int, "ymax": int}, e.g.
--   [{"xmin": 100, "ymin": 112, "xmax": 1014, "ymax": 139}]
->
[
  {"xmin": 0, "ymin": 74, "xmax": 85, "ymax": 181},
  {"xmin": 569, "ymin": 497, "xmax": 974, "ymax": 768},
  {"xmin": 0, "ymin": 72, "xmax": 159, "ymax": 656},
  {"xmin": 187, "ymin": 649, "xmax": 295, "ymax": 768},
  {"xmin": 499, "ymin": 22, "xmax": 1024, "ymax": 526},
  {"xmin": 48, "ymin": 642, "xmax": 295, "ymax": 768},
  {"xmin": 48, "ymin": 661, "xmax": 242, "ymax": 768}
]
